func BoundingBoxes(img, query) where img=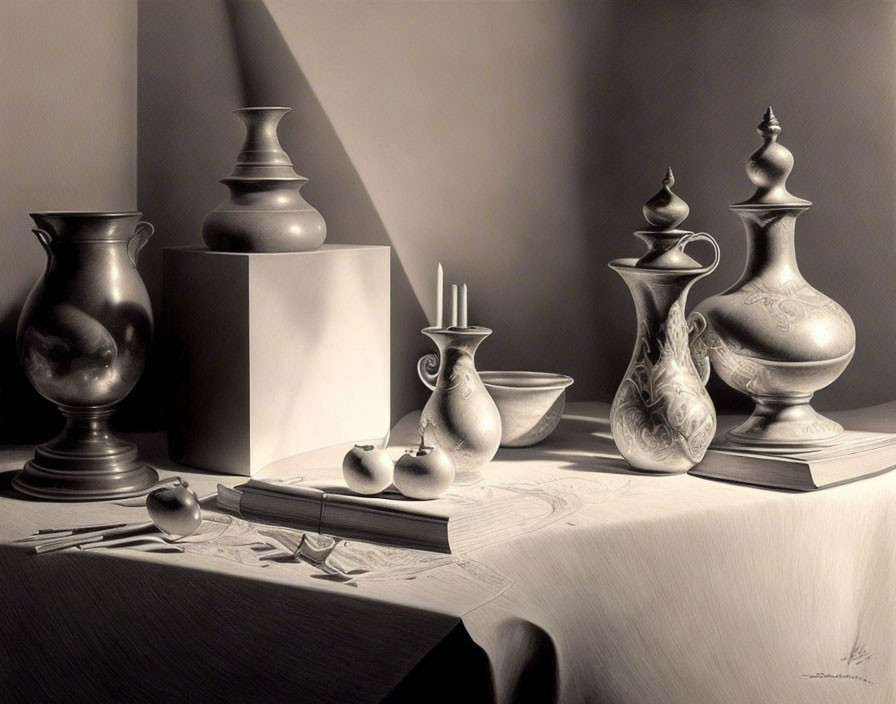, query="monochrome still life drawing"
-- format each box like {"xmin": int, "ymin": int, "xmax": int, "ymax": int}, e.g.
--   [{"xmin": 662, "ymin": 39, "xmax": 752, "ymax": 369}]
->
[{"xmin": 1, "ymin": 3, "xmax": 894, "ymax": 703}]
